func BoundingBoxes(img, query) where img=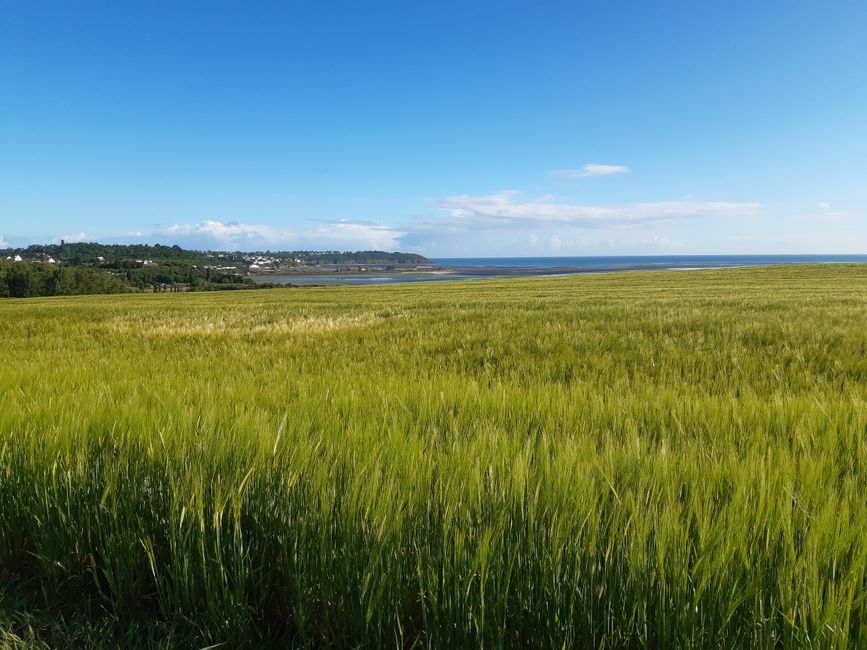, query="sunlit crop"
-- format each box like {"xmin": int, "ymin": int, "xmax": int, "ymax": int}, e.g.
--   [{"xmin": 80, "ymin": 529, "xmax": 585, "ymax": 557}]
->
[{"xmin": 1, "ymin": 265, "xmax": 865, "ymax": 648}]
